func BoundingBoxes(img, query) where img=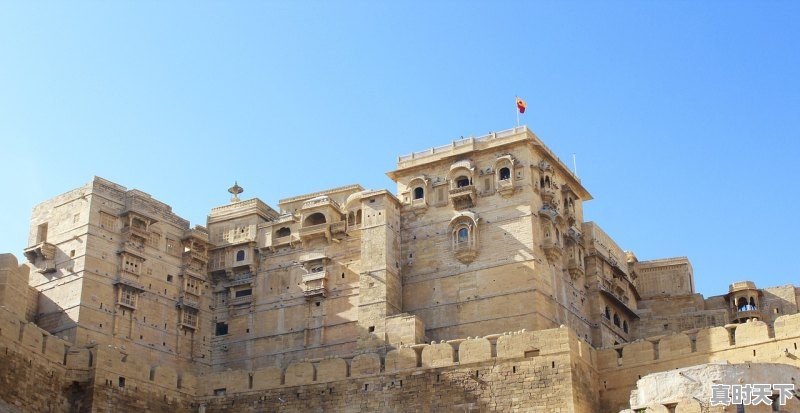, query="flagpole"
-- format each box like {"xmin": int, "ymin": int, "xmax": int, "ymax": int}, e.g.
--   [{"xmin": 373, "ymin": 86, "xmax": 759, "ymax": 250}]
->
[{"xmin": 515, "ymin": 96, "xmax": 520, "ymax": 127}]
